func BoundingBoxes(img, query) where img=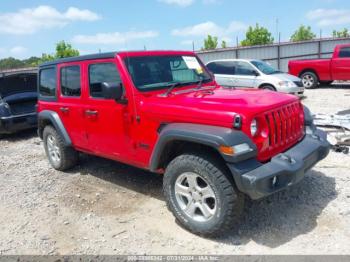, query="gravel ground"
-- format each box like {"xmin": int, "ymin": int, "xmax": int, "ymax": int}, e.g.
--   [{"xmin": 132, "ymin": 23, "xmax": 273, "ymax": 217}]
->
[{"xmin": 0, "ymin": 86, "xmax": 350, "ymax": 255}]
